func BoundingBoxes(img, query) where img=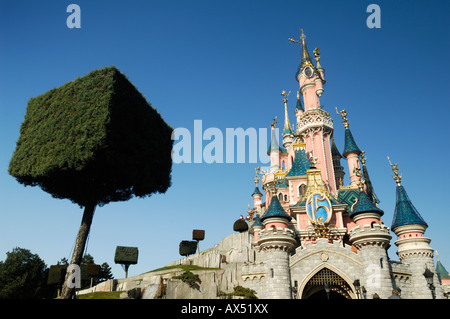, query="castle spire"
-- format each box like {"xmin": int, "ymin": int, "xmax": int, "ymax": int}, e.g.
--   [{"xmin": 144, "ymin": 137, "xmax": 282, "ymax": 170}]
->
[
  {"xmin": 281, "ymin": 90, "xmax": 294, "ymax": 136},
  {"xmin": 299, "ymin": 29, "xmax": 314, "ymax": 70},
  {"xmin": 281, "ymin": 90, "xmax": 294, "ymax": 150},
  {"xmin": 388, "ymin": 158, "xmax": 428, "ymax": 230},
  {"xmin": 360, "ymin": 151, "xmax": 379, "ymax": 205},
  {"xmin": 336, "ymin": 108, "xmax": 361, "ymax": 188}
]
